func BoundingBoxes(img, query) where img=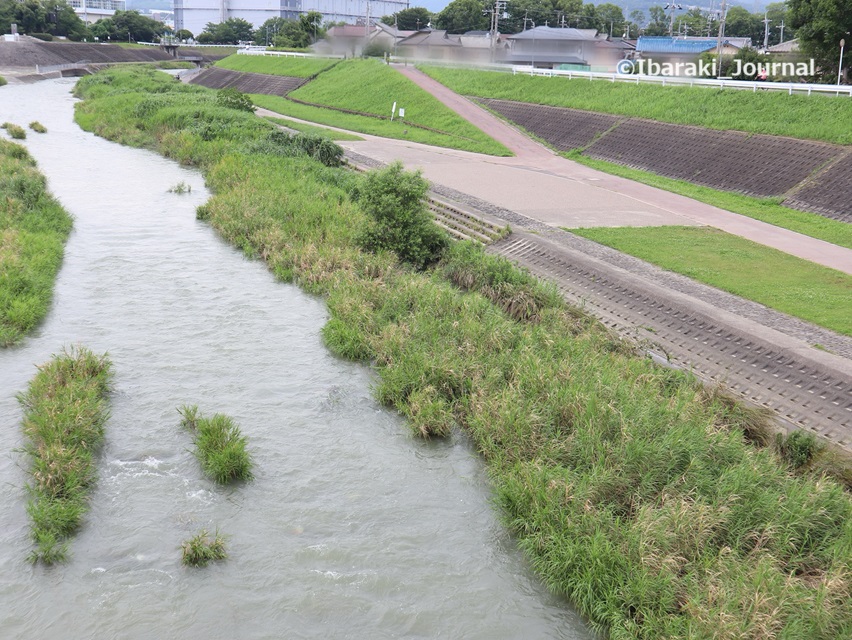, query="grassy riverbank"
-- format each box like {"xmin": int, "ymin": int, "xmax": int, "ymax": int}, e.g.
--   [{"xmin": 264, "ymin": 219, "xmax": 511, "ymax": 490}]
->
[
  {"xmin": 570, "ymin": 226, "xmax": 852, "ymax": 336},
  {"xmin": 19, "ymin": 346, "xmax": 113, "ymax": 563},
  {"xmin": 74, "ymin": 67, "xmax": 852, "ymax": 639},
  {"xmin": 215, "ymin": 54, "xmax": 337, "ymax": 78},
  {"xmin": 420, "ymin": 66, "xmax": 852, "ymax": 145},
  {"xmin": 252, "ymin": 58, "xmax": 511, "ymax": 156},
  {"xmin": 263, "ymin": 115, "xmax": 363, "ymax": 140},
  {"xmin": 0, "ymin": 140, "xmax": 73, "ymax": 346}
]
